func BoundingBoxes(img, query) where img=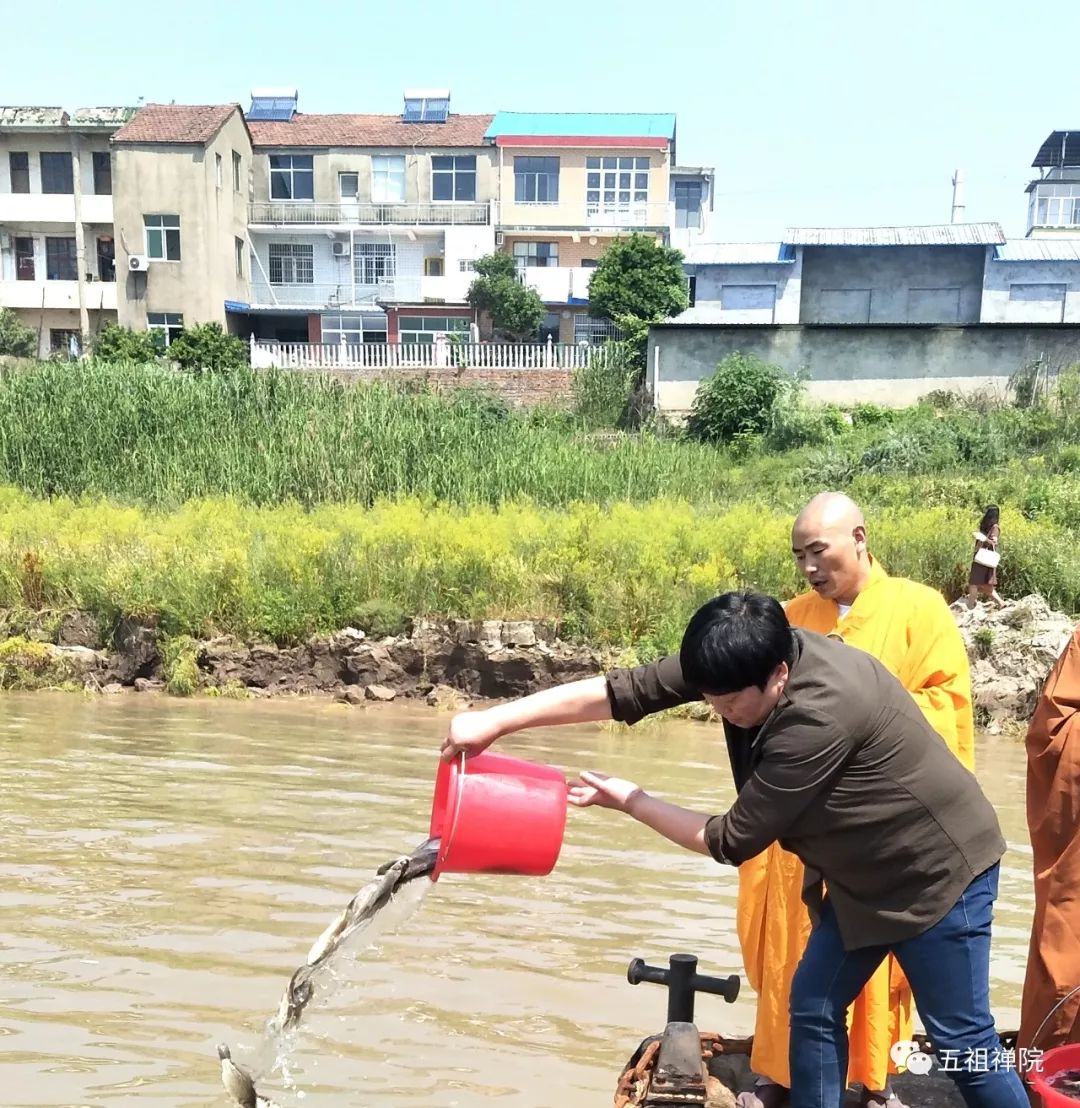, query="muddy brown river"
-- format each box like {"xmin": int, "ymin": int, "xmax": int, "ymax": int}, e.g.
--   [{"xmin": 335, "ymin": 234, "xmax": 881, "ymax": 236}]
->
[{"xmin": 0, "ymin": 693, "xmax": 1034, "ymax": 1108}]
